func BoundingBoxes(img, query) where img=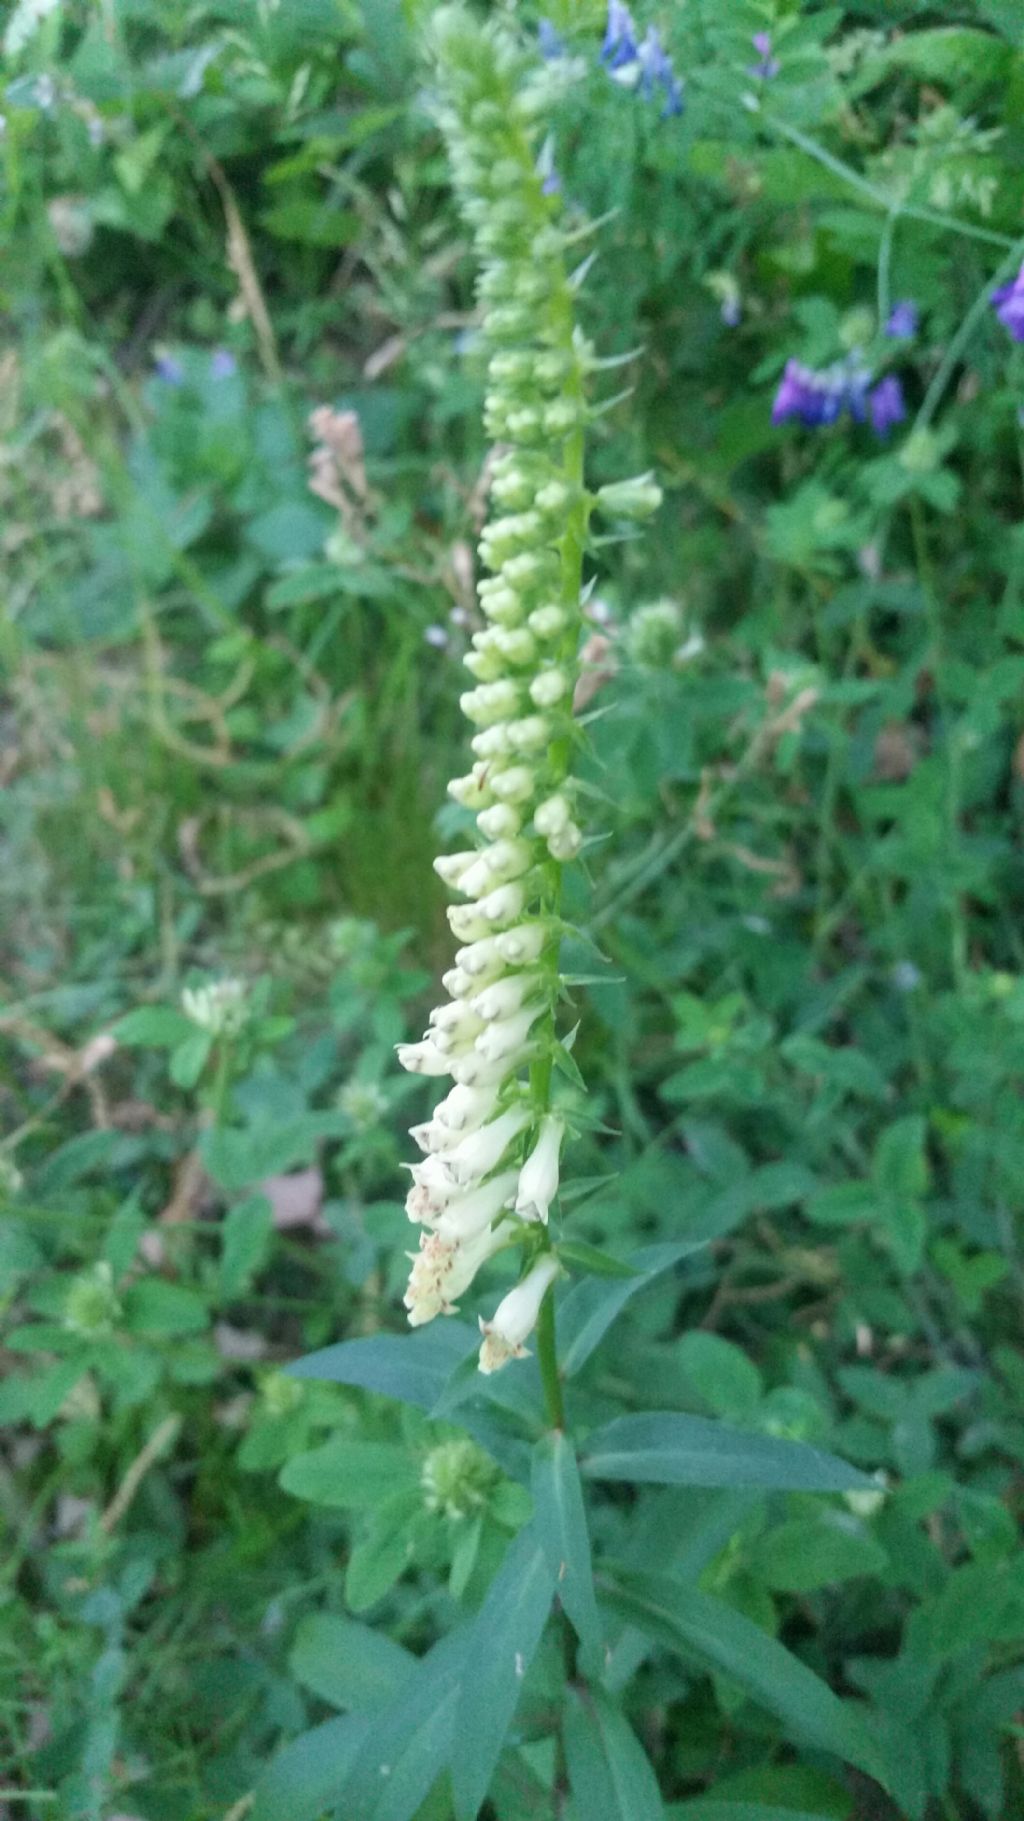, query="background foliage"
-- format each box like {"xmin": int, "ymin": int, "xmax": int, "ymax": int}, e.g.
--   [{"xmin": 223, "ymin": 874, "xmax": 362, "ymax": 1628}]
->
[{"xmin": 2, "ymin": 1, "xmax": 1024, "ymax": 1817}]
